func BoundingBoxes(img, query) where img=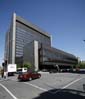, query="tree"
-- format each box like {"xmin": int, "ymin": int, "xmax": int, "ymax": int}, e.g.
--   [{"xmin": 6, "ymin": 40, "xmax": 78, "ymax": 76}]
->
[
  {"xmin": 23, "ymin": 62, "xmax": 32, "ymax": 69},
  {"xmin": 76, "ymin": 61, "xmax": 85, "ymax": 69}
]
